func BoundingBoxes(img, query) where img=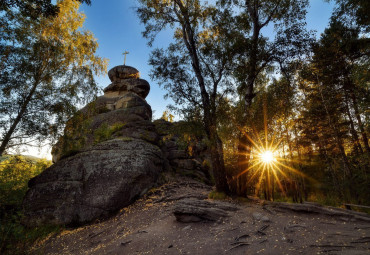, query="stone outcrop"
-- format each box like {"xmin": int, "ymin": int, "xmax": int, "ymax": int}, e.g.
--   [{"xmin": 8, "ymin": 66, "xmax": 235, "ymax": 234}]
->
[
  {"xmin": 25, "ymin": 139, "xmax": 162, "ymax": 226},
  {"xmin": 23, "ymin": 64, "xmax": 212, "ymax": 227},
  {"xmin": 51, "ymin": 66, "xmax": 155, "ymax": 163},
  {"xmin": 154, "ymin": 119, "xmax": 211, "ymax": 184},
  {"xmin": 23, "ymin": 65, "xmax": 163, "ymax": 226}
]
